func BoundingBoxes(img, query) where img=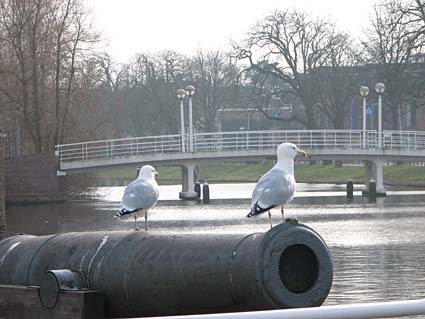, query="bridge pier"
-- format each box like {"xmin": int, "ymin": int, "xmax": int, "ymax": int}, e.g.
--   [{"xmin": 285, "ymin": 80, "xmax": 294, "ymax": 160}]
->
[
  {"xmin": 179, "ymin": 162, "xmax": 198, "ymax": 200},
  {"xmin": 374, "ymin": 160, "xmax": 386, "ymax": 194},
  {"xmin": 363, "ymin": 160, "xmax": 386, "ymax": 196}
]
